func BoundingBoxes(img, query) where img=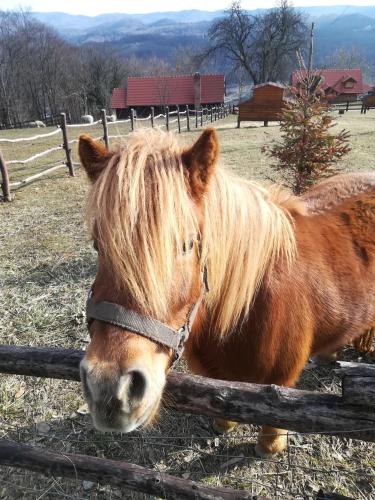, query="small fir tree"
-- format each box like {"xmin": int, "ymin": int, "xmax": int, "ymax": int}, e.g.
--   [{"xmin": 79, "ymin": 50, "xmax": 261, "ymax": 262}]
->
[{"xmin": 262, "ymin": 71, "xmax": 351, "ymax": 194}]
